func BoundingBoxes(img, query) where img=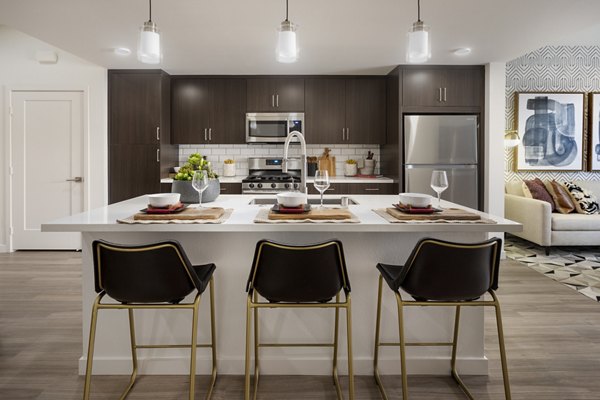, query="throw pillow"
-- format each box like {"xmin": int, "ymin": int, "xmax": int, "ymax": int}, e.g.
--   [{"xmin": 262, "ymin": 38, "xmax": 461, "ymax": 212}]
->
[
  {"xmin": 562, "ymin": 182, "xmax": 600, "ymax": 214},
  {"xmin": 544, "ymin": 180, "xmax": 575, "ymax": 214},
  {"xmin": 521, "ymin": 182, "xmax": 533, "ymax": 198},
  {"xmin": 523, "ymin": 178, "xmax": 556, "ymax": 211}
]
